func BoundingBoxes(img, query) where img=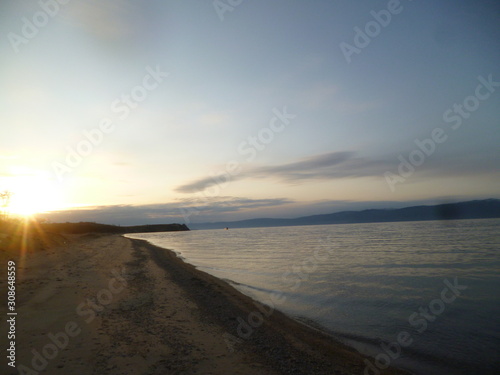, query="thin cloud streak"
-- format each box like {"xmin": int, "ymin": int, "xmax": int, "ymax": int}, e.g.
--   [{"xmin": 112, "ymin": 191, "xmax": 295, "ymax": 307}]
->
[
  {"xmin": 254, "ymin": 151, "xmax": 384, "ymax": 182},
  {"xmin": 175, "ymin": 151, "xmax": 390, "ymax": 193},
  {"xmin": 176, "ymin": 148, "xmax": 500, "ymax": 194},
  {"xmin": 40, "ymin": 197, "xmax": 294, "ymax": 225}
]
